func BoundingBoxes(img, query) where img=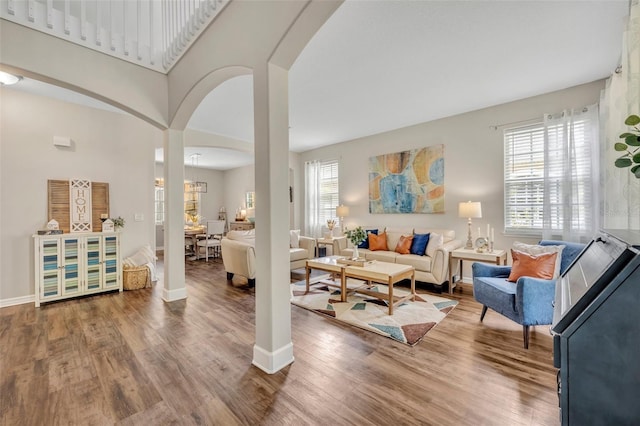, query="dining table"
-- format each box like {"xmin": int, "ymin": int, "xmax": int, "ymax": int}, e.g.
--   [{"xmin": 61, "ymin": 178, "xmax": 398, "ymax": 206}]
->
[{"xmin": 184, "ymin": 225, "xmax": 206, "ymax": 259}]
